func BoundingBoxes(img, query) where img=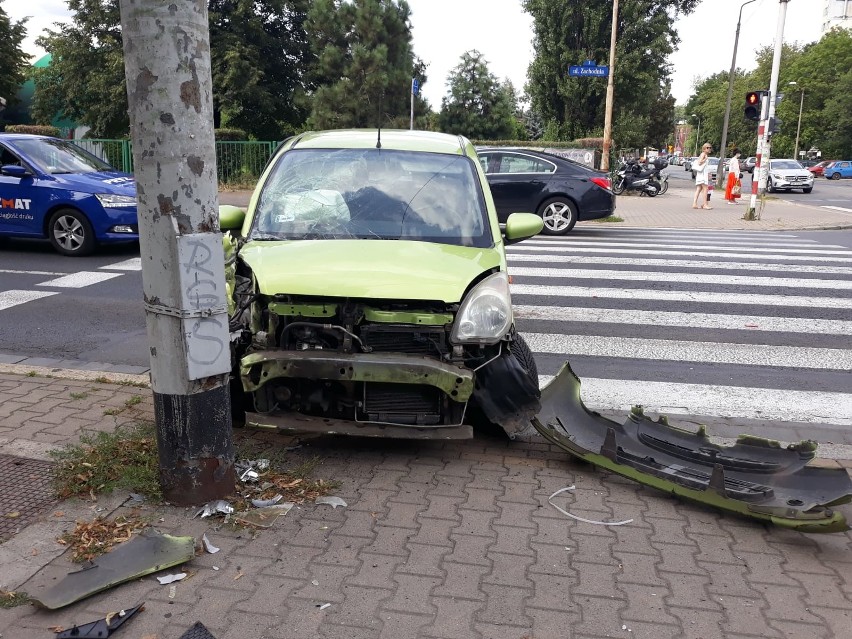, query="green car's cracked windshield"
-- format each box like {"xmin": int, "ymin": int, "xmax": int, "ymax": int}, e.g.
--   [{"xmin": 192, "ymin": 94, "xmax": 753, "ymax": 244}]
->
[{"xmin": 249, "ymin": 148, "xmax": 493, "ymax": 247}]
